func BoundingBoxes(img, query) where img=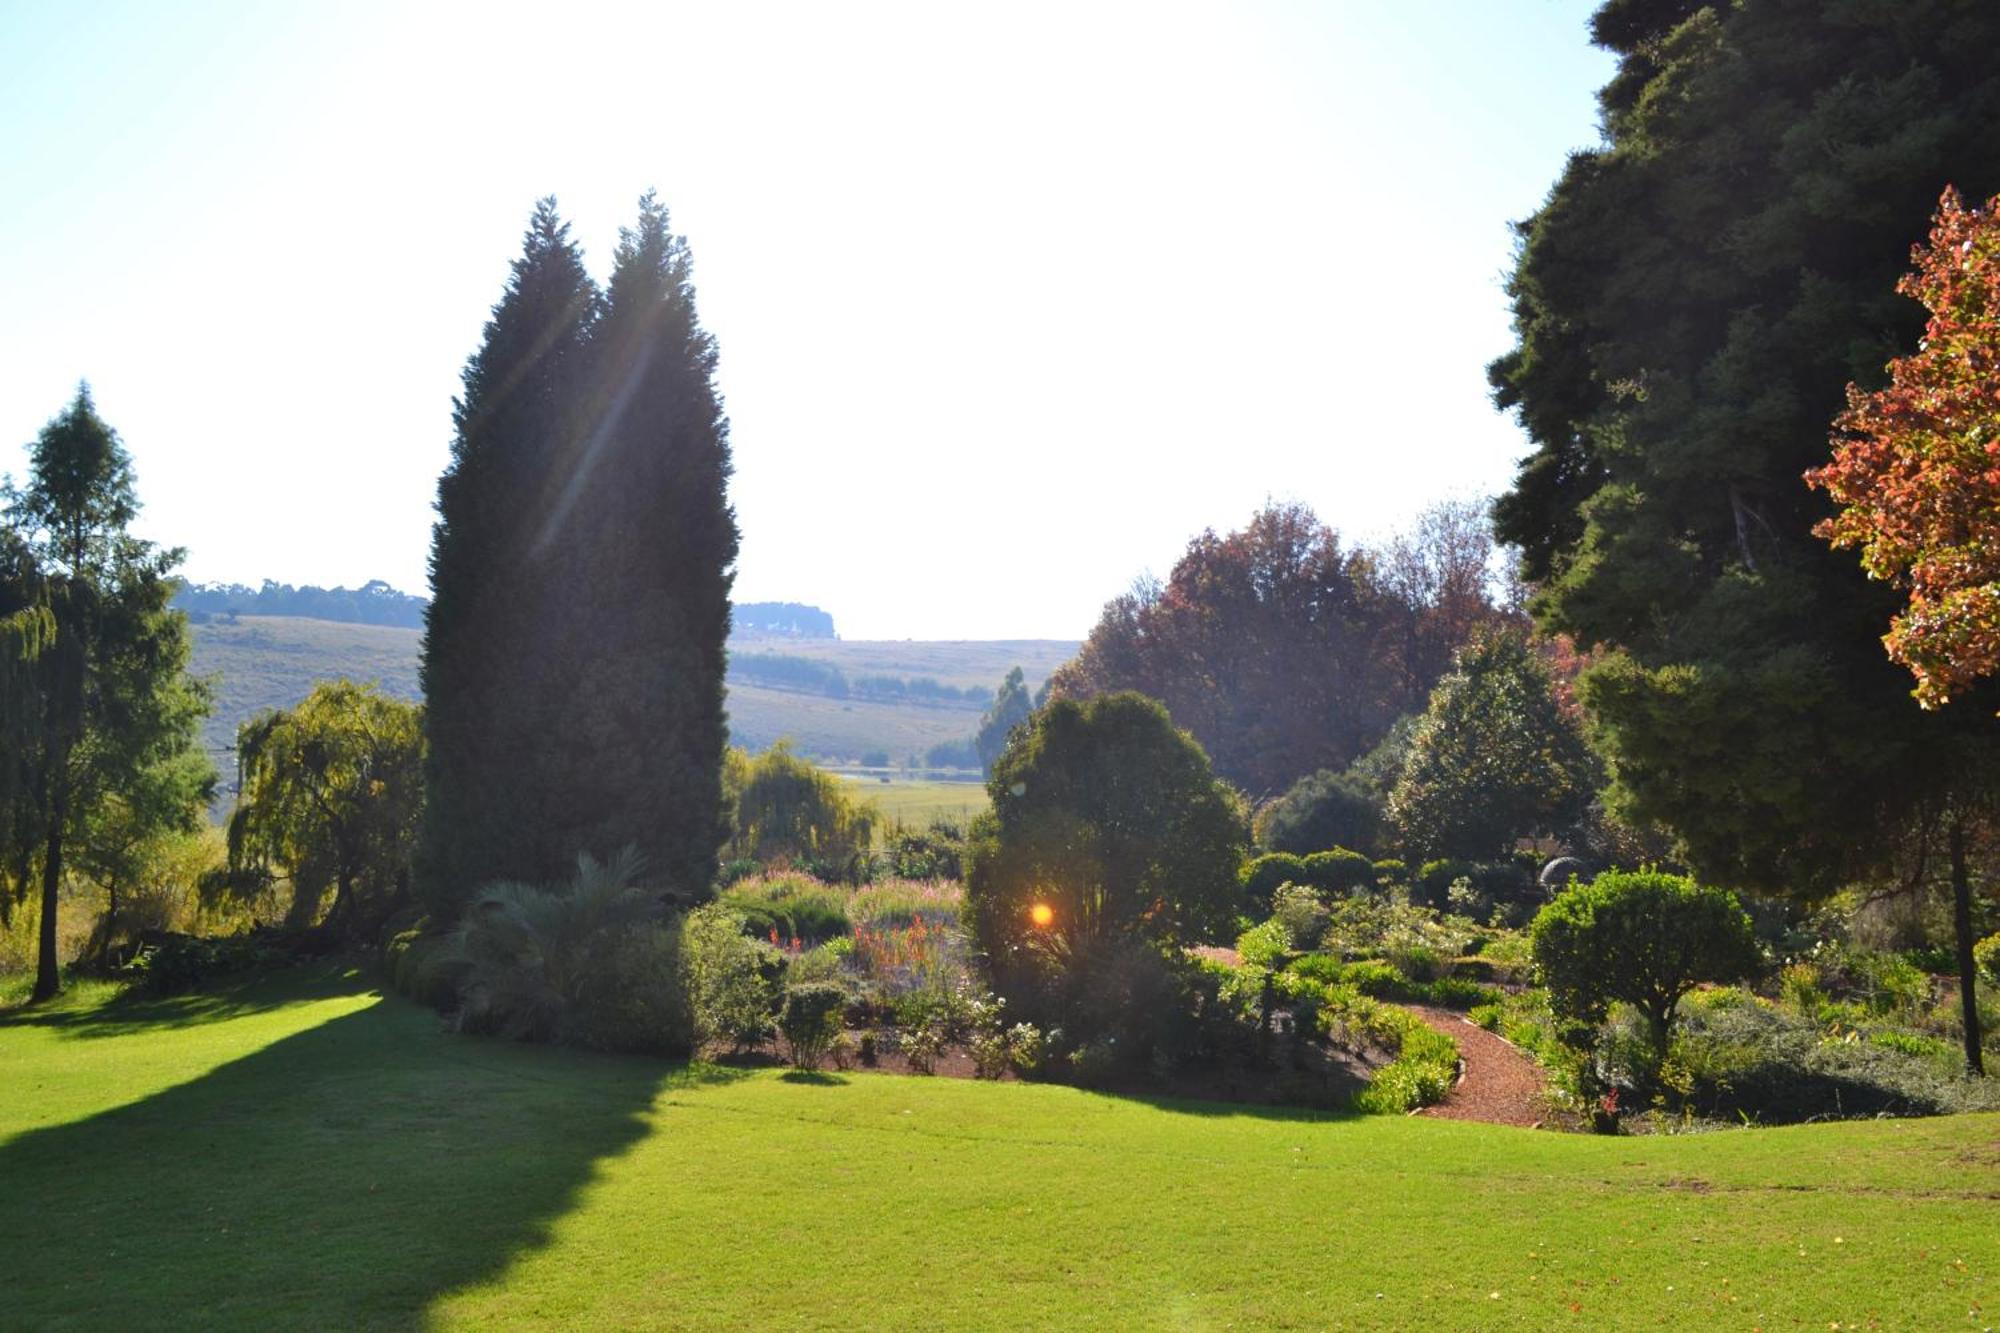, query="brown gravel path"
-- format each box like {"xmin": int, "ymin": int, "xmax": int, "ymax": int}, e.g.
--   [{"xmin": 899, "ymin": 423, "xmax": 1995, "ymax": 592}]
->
[{"xmin": 1405, "ymin": 1005, "xmax": 1548, "ymax": 1128}]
